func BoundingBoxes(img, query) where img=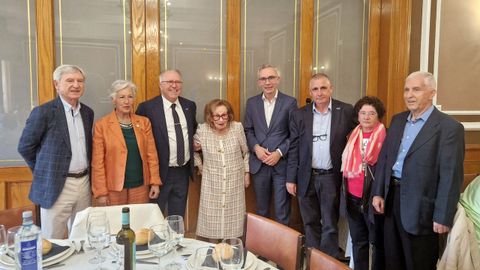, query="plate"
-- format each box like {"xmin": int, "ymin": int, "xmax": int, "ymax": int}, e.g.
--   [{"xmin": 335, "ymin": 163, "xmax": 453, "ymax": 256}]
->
[
  {"xmin": 110, "ymin": 242, "xmax": 156, "ymax": 260},
  {"xmin": 187, "ymin": 251, "xmax": 257, "ymax": 270},
  {"xmin": 0, "ymin": 240, "xmax": 75, "ymax": 268}
]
